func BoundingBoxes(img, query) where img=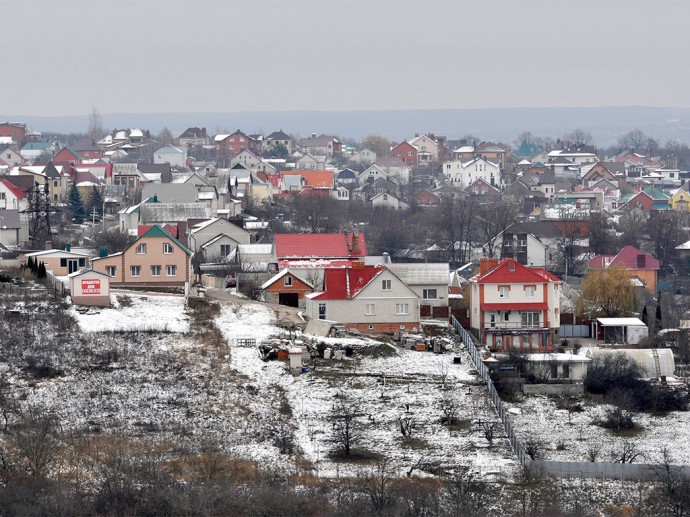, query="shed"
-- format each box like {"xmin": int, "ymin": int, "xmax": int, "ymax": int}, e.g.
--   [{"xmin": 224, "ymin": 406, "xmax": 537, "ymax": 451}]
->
[
  {"xmin": 68, "ymin": 268, "xmax": 111, "ymax": 306},
  {"xmin": 524, "ymin": 353, "xmax": 592, "ymax": 382},
  {"xmin": 581, "ymin": 348, "xmax": 675, "ymax": 378},
  {"xmin": 593, "ymin": 318, "xmax": 648, "ymax": 344}
]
